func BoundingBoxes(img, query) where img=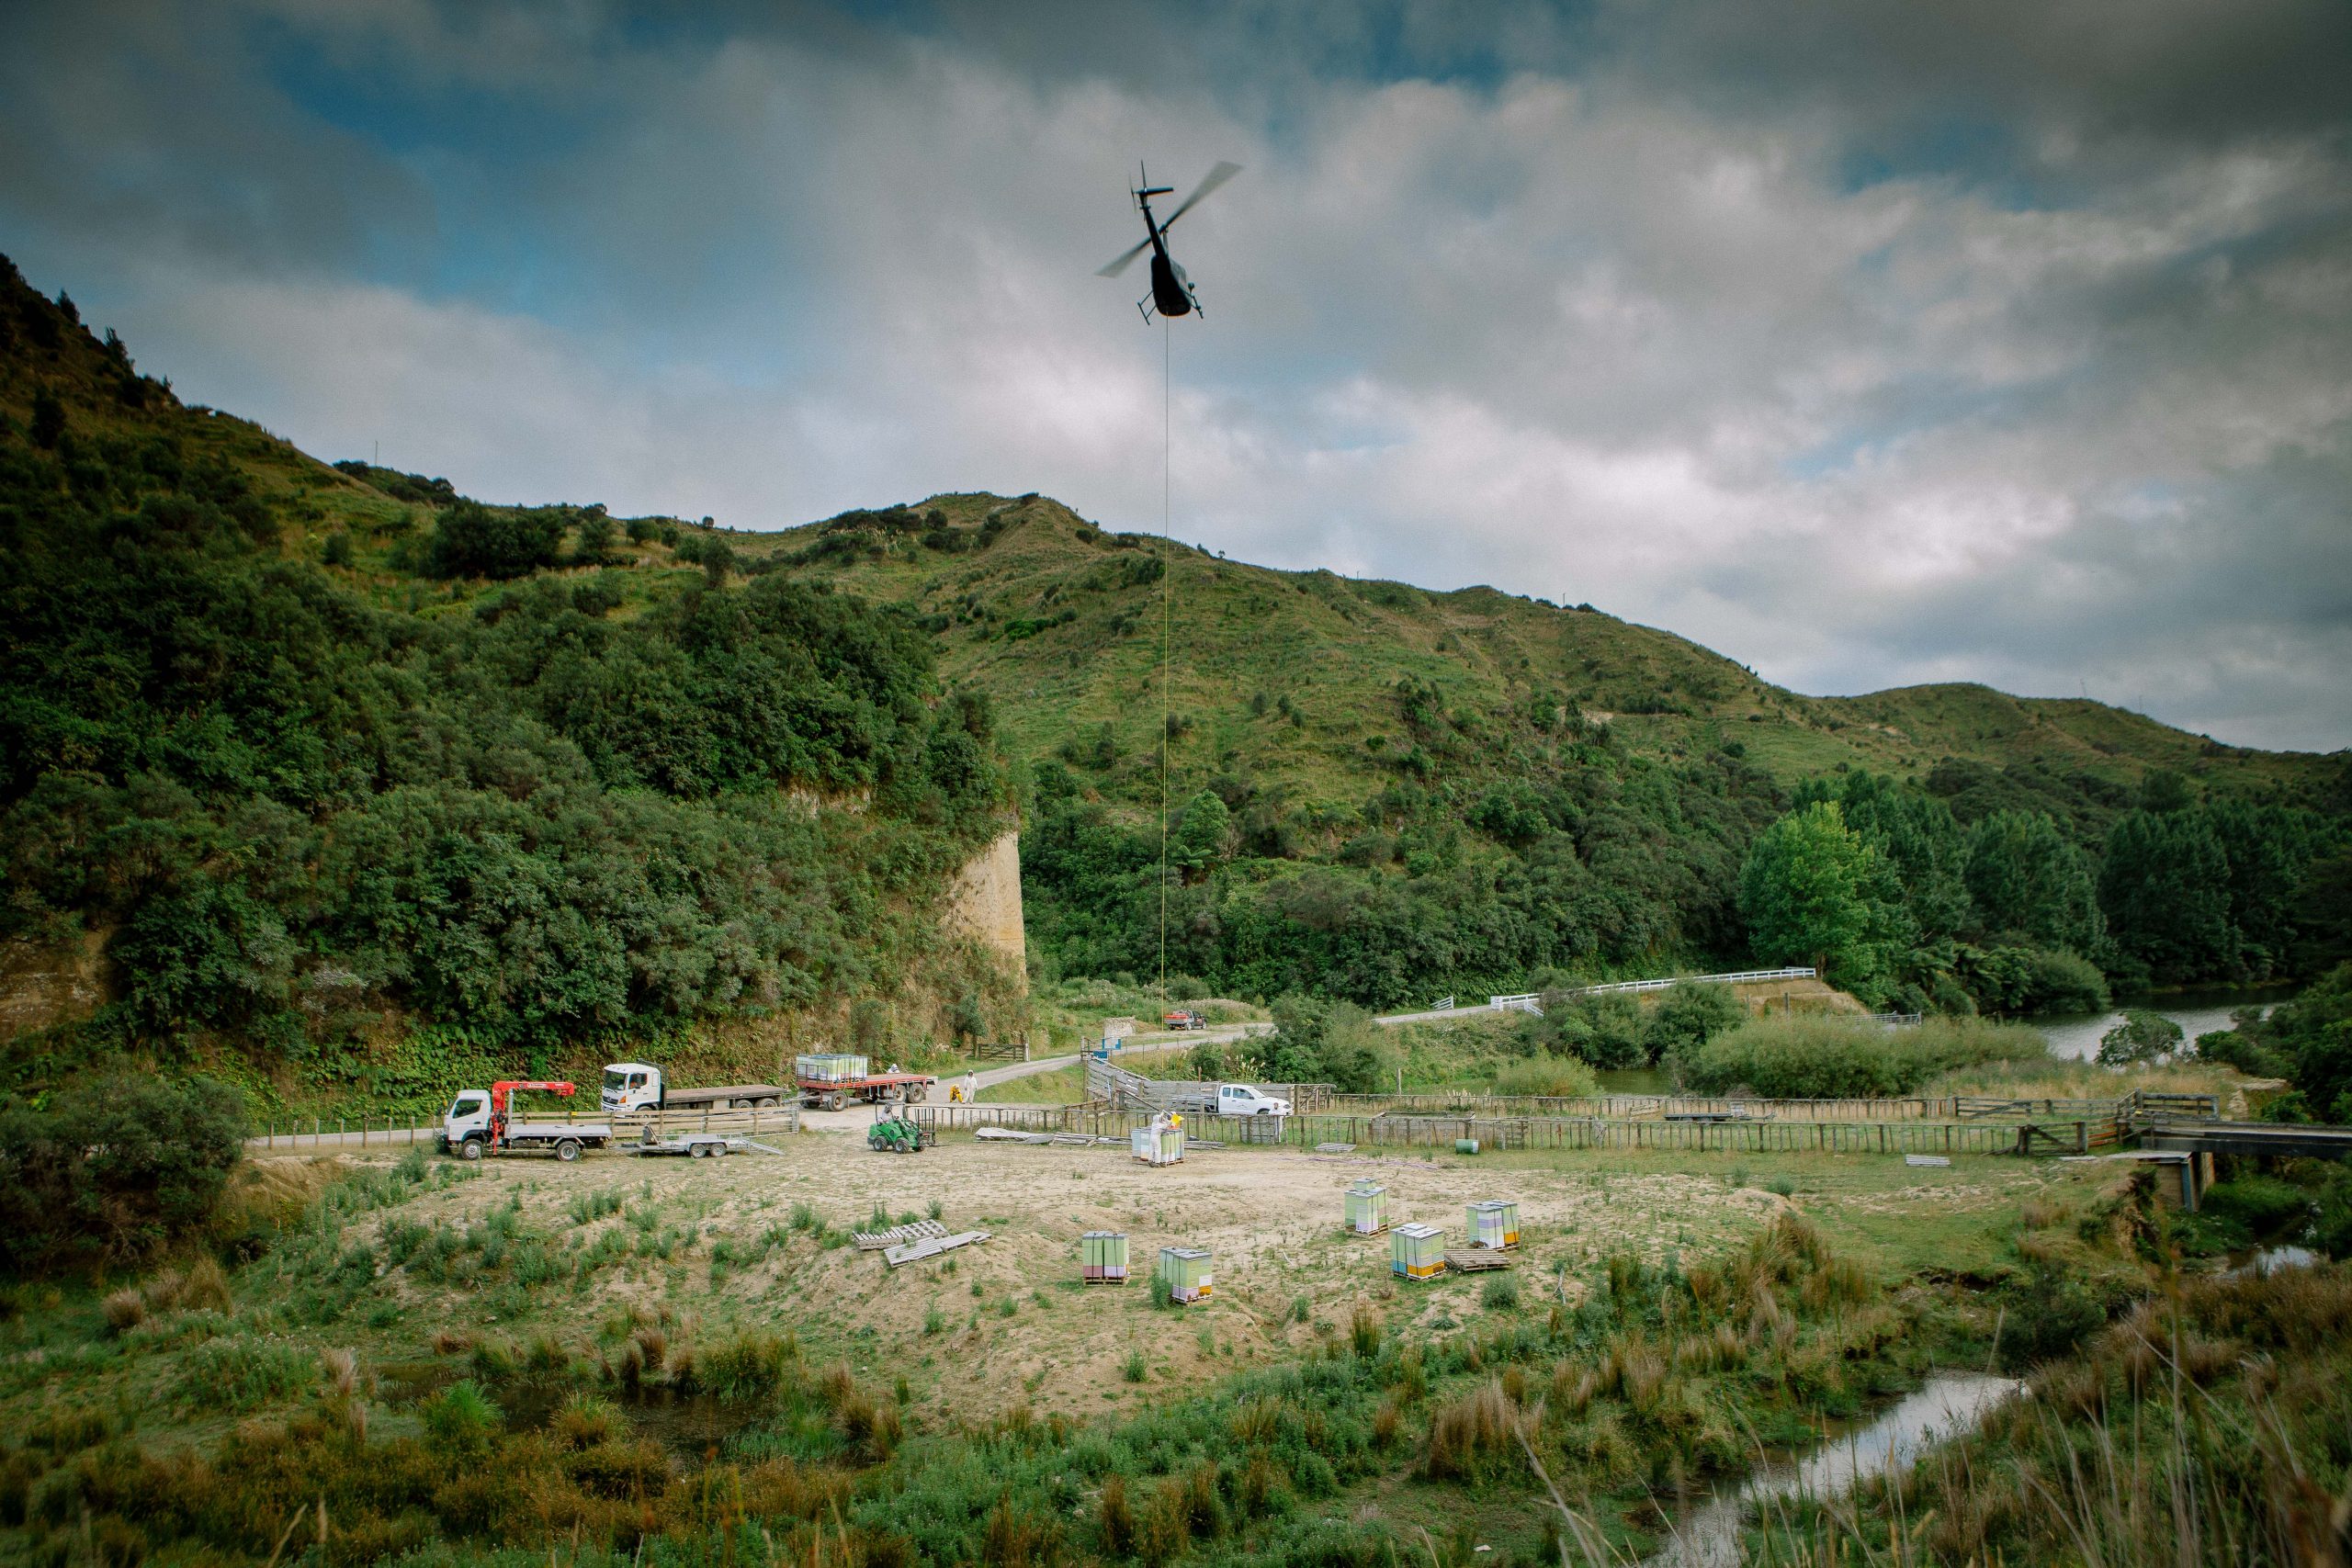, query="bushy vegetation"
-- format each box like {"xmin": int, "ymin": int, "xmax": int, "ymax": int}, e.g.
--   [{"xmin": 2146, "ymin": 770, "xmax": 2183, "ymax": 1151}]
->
[
  {"xmin": 1515, "ymin": 981, "xmax": 1745, "ymax": 1070},
  {"xmin": 0, "ymin": 258, "xmax": 1007, "ymax": 1092},
  {"xmin": 1676, "ymin": 1015, "xmax": 2051, "ymax": 1098},
  {"xmin": 1733, "ymin": 769, "xmax": 2343, "ymax": 1015},
  {"xmin": 2197, "ymin": 962, "xmax": 2352, "ymax": 1122},
  {"xmin": 1782, "ymin": 1263, "xmax": 2352, "ymax": 1566},
  {"xmin": 1488, "ymin": 1056, "xmax": 1601, "ymax": 1099},
  {"xmin": 1023, "ymin": 741, "xmax": 1781, "ymax": 1010},
  {"xmin": 1, "ymin": 1156, "xmax": 1951, "ymax": 1568},
  {"xmin": 0, "ymin": 1077, "xmax": 245, "ymax": 1274}
]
